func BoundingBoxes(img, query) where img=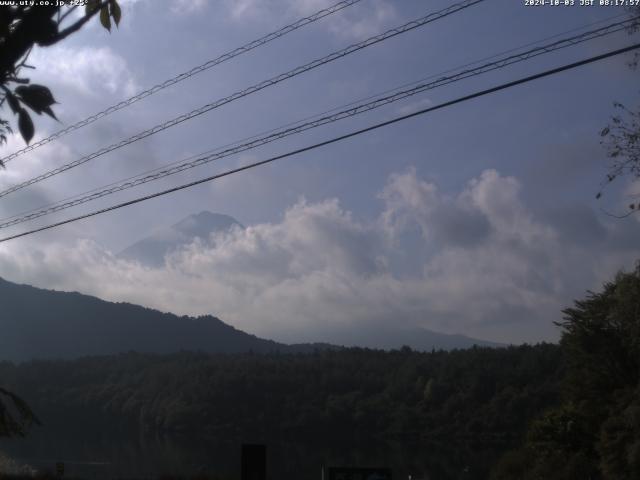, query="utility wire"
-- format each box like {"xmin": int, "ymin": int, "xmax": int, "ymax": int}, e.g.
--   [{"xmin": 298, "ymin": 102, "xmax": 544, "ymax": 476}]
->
[
  {"xmin": 1, "ymin": 42, "xmax": 637, "ymax": 244},
  {"xmin": 12, "ymin": 8, "xmax": 626, "ymax": 217},
  {"xmin": 0, "ymin": 16, "xmax": 634, "ymax": 230},
  {"xmin": 0, "ymin": 0, "xmax": 364, "ymax": 165},
  {"xmin": 1, "ymin": 7, "xmax": 623, "ymax": 224},
  {"xmin": 0, "ymin": 0, "xmax": 484, "ymax": 199}
]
